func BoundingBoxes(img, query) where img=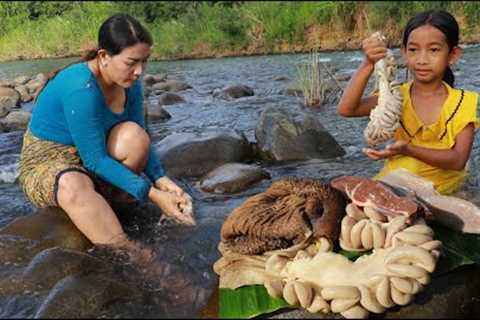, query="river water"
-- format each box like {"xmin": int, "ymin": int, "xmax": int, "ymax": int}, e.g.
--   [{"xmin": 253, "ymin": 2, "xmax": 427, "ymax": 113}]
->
[{"xmin": 0, "ymin": 45, "xmax": 480, "ymax": 317}]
